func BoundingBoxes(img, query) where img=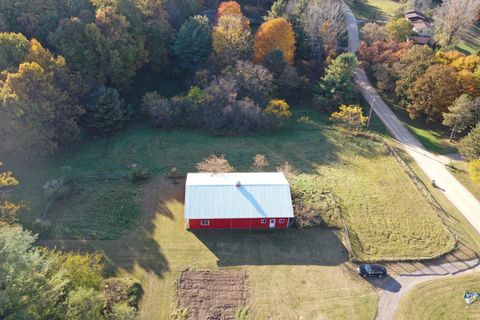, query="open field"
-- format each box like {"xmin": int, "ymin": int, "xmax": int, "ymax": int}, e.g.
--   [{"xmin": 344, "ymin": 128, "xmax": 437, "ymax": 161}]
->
[
  {"xmin": 40, "ymin": 177, "xmax": 378, "ymax": 319},
  {"xmin": 348, "ymin": 0, "xmax": 402, "ymax": 22},
  {"xmin": 394, "ymin": 272, "xmax": 480, "ymax": 320},
  {"xmin": 457, "ymin": 23, "xmax": 480, "ymax": 55},
  {"xmin": 8, "ymin": 109, "xmax": 455, "ymax": 260}
]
